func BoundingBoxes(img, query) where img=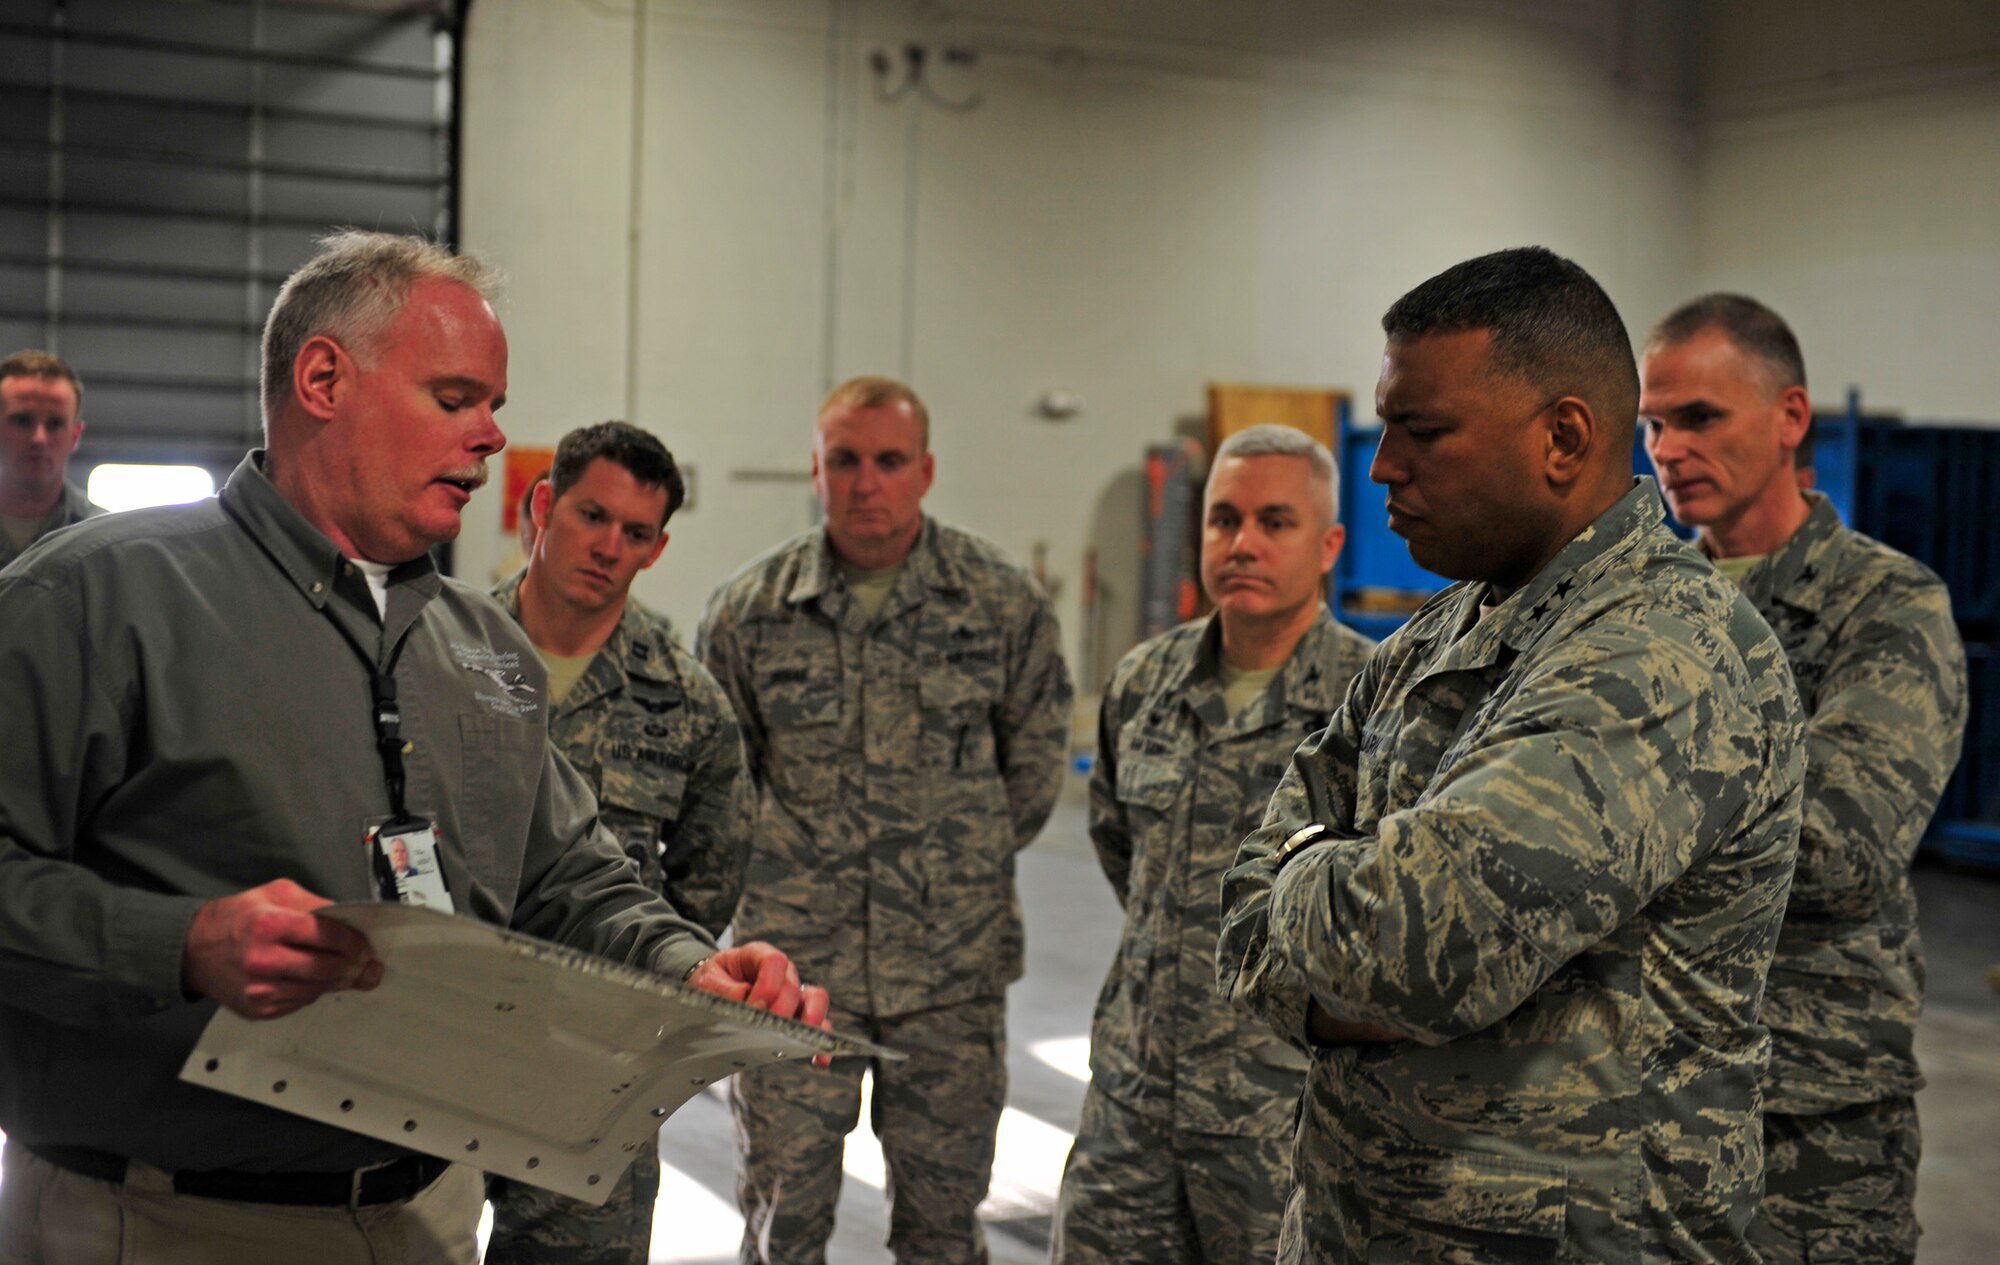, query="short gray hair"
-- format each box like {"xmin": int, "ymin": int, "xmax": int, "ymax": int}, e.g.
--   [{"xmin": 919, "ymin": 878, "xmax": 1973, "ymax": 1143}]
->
[
  {"xmin": 1209, "ymin": 424, "xmax": 1340, "ymax": 522},
  {"xmin": 260, "ymin": 230, "xmax": 502, "ymax": 418}
]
